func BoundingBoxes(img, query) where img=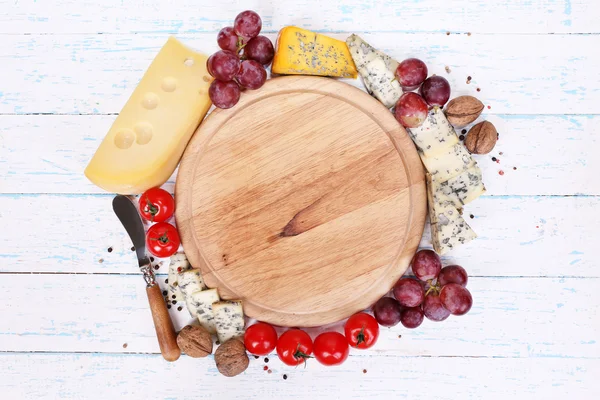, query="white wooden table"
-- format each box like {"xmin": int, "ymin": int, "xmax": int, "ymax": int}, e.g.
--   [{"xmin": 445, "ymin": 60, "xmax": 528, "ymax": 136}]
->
[{"xmin": 1, "ymin": 1, "xmax": 599, "ymax": 398}]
